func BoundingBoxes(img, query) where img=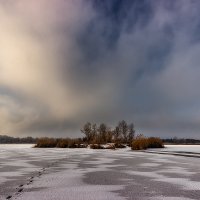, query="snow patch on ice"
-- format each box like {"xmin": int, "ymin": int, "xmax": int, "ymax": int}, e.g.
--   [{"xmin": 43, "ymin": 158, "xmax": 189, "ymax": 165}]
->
[
  {"xmin": 127, "ymin": 170, "xmax": 200, "ymax": 190},
  {"xmin": 148, "ymin": 196, "xmax": 195, "ymax": 200}
]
